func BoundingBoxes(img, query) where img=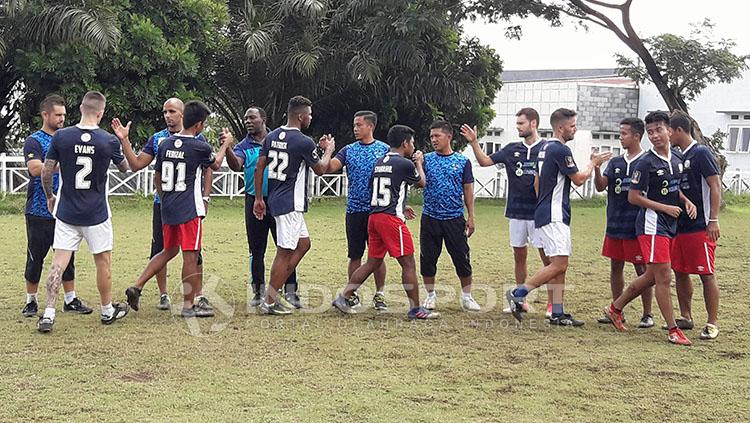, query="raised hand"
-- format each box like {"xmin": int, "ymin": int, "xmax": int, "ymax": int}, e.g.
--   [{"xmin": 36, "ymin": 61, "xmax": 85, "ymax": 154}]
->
[
  {"xmin": 318, "ymin": 134, "xmax": 335, "ymax": 152},
  {"xmin": 460, "ymin": 124, "xmax": 479, "ymax": 144},
  {"xmin": 412, "ymin": 150, "xmax": 424, "ymax": 165},
  {"xmin": 591, "ymin": 151, "xmax": 613, "ymax": 167},
  {"xmin": 111, "ymin": 118, "xmax": 131, "ymax": 142},
  {"xmin": 219, "ymin": 127, "xmax": 234, "ymax": 146}
]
